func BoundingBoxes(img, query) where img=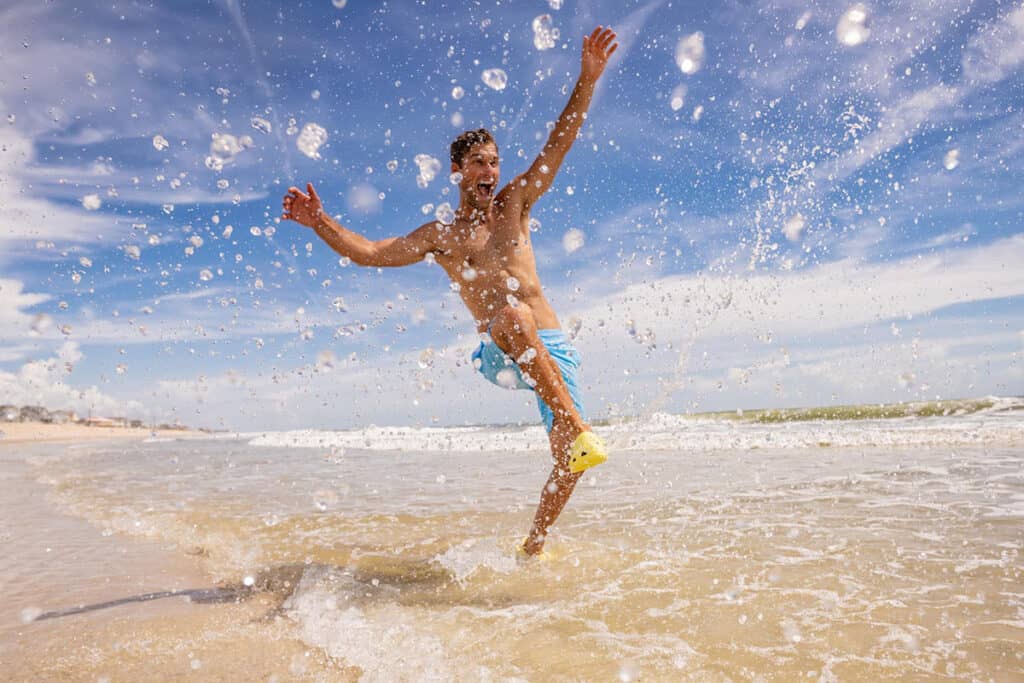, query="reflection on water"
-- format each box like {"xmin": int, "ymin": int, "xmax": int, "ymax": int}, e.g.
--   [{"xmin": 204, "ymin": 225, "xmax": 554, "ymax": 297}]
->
[{"xmin": 4, "ymin": 426, "xmax": 1023, "ymax": 680}]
